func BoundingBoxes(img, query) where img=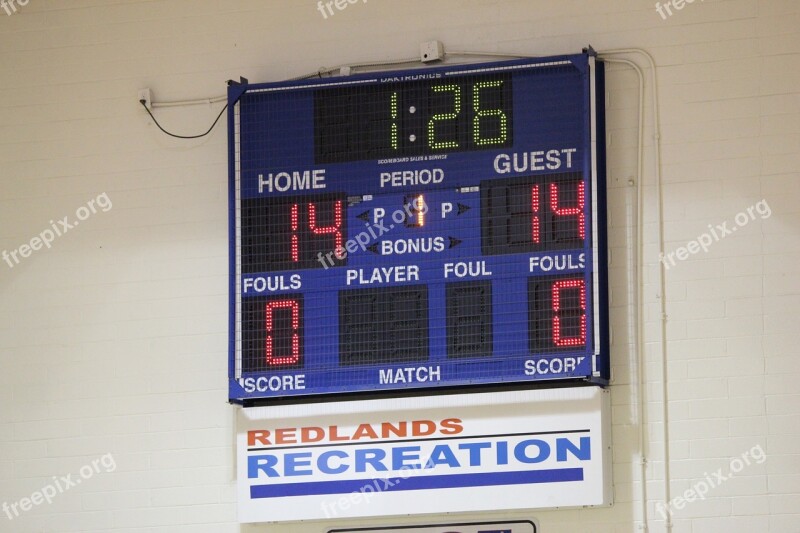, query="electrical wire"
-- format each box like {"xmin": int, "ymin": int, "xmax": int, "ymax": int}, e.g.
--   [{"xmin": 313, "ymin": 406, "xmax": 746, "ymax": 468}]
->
[
  {"xmin": 141, "ymin": 51, "xmax": 527, "ymax": 136},
  {"xmin": 140, "ymin": 57, "xmax": 422, "ymax": 136},
  {"xmin": 139, "ymin": 99, "xmax": 227, "ymax": 139}
]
